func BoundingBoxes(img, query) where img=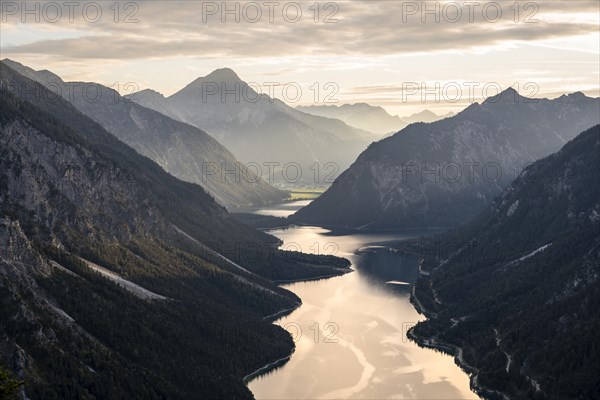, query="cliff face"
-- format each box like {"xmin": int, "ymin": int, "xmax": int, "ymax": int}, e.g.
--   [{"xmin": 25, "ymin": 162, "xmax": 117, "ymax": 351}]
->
[
  {"xmin": 292, "ymin": 89, "xmax": 600, "ymax": 228},
  {"xmin": 1, "ymin": 120, "xmax": 159, "ymax": 243}
]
